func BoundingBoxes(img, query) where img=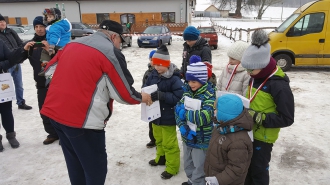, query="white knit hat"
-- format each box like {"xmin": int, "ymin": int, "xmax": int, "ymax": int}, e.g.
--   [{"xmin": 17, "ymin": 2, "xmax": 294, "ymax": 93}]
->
[{"xmin": 227, "ymin": 41, "xmax": 249, "ymax": 61}]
